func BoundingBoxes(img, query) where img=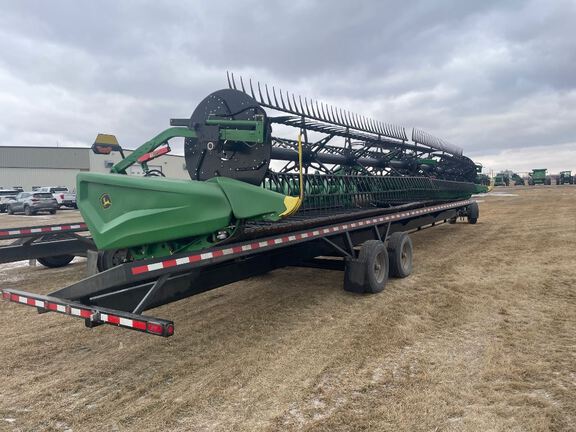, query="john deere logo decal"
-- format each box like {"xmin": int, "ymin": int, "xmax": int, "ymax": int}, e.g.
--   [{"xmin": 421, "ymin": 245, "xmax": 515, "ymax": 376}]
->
[{"xmin": 100, "ymin": 193, "xmax": 112, "ymax": 209}]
